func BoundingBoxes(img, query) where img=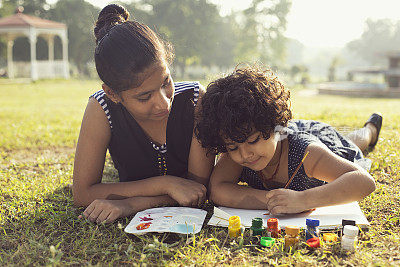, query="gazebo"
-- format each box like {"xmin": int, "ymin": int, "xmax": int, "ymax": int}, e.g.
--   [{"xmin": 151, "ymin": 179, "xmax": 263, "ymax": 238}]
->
[{"xmin": 0, "ymin": 7, "xmax": 69, "ymax": 80}]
